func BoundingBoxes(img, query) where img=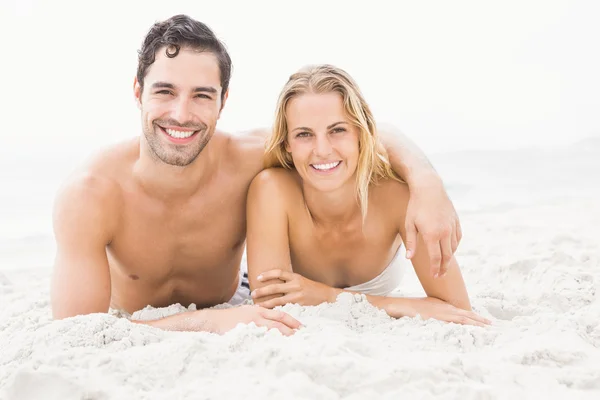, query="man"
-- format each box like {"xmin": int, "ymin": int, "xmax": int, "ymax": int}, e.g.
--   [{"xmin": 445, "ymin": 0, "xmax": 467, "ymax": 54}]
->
[{"xmin": 51, "ymin": 15, "xmax": 462, "ymax": 335}]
